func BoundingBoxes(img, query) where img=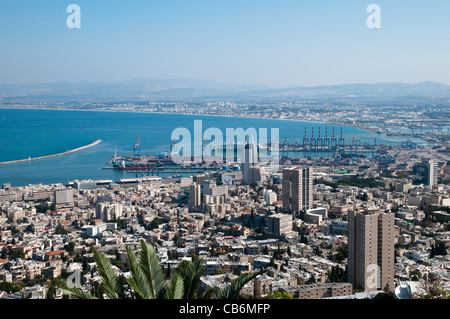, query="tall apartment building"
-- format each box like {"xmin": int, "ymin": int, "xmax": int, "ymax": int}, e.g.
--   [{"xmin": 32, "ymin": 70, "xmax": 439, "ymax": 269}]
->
[
  {"xmin": 247, "ymin": 165, "xmax": 267, "ymax": 184},
  {"xmin": 395, "ymin": 180, "xmax": 412, "ymax": 193},
  {"xmin": 96, "ymin": 202, "xmax": 123, "ymax": 221},
  {"xmin": 193, "ymin": 174, "xmax": 206, "ymax": 185},
  {"xmin": 264, "ymin": 189, "xmax": 277, "ymax": 204},
  {"xmin": 203, "ymin": 180, "xmax": 228, "ymax": 197},
  {"xmin": 54, "ymin": 189, "xmax": 74, "ymax": 209},
  {"xmin": 7, "ymin": 207, "xmax": 25, "ymax": 224},
  {"xmin": 282, "ymin": 166, "xmax": 313, "ymax": 216},
  {"xmin": 189, "ymin": 183, "xmax": 202, "ymax": 210},
  {"xmin": 242, "ymin": 138, "xmax": 258, "ymax": 185},
  {"xmin": 412, "ymin": 158, "xmax": 438, "ymax": 186},
  {"xmin": 295, "ymin": 282, "xmax": 353, "ymax": 299},
  {"xmin": 348, "ymin": 208, "xmax": 395, "ymax": 292},
  {"xmin": 266, "ymin": 213, "xmax": 293, "ymax": 236}
]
